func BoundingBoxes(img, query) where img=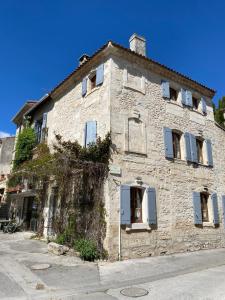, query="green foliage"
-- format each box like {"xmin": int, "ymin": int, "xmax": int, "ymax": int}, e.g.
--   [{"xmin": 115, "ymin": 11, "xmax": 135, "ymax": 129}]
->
[
  {"xmin": 74, "ymin": 238, "xmax": 99, "ymax": 261},
  {"xmin": 54, "ymin": 132, "xmax": 111, "ymax": 164},
  {"xmin": 55, "ymin": 232, "xmax": 69, "ymax": 245},
  {"xmin": 213, "ymin": 97, "xmax": 225, "ymax": 127},
  {"xmin": 13, "ymin": 126, "xmax": 36, "ymax": 169},
  {"xmin": 8, "ymin": 133, "xmax": 111, "ymax": 257}
]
